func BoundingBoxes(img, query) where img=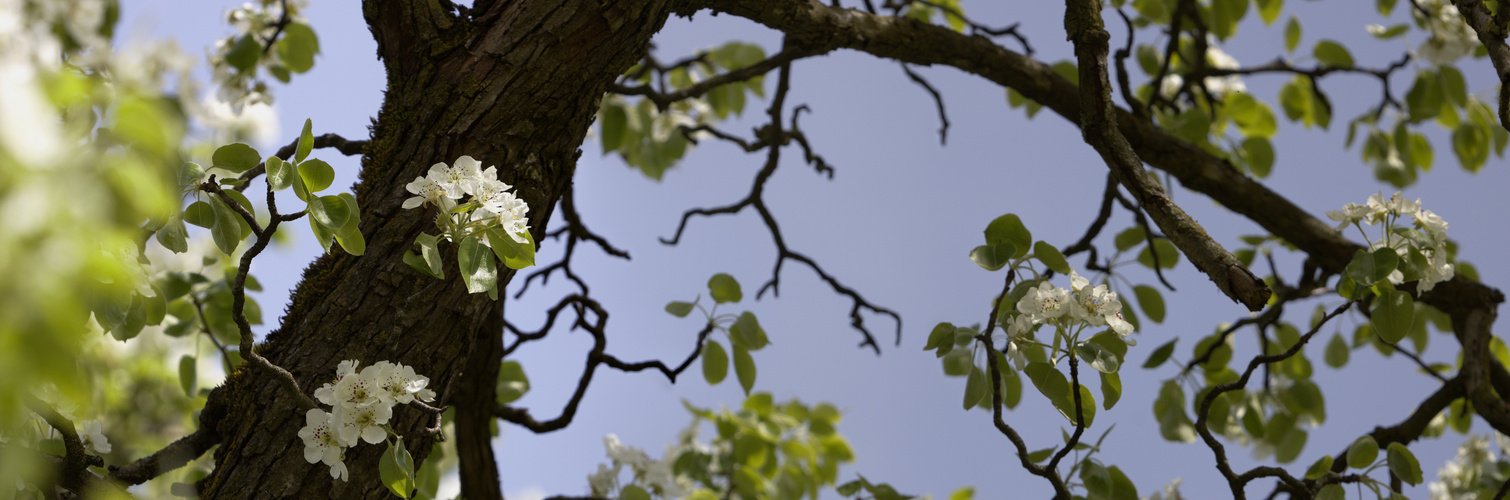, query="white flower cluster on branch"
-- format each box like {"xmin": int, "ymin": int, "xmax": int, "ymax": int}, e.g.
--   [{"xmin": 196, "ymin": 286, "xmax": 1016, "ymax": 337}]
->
[
  {"xmin": 1002, "ymin": 270, "xmax": 1136, "ymax": 370},
  {"xmin": 403, "ymin": 155, "xmax": 530, "ymax": 244},
  {"xmin": 298, "ymin": 360, "xmax": 435, "ymax": 481},
  {"xmin": 587, "ymin": 434, "xmax": 695, "ymax": 499},
  {"xmin": 1327, "ymin": 191, "xmax": 1455, "ymax": 292}
]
